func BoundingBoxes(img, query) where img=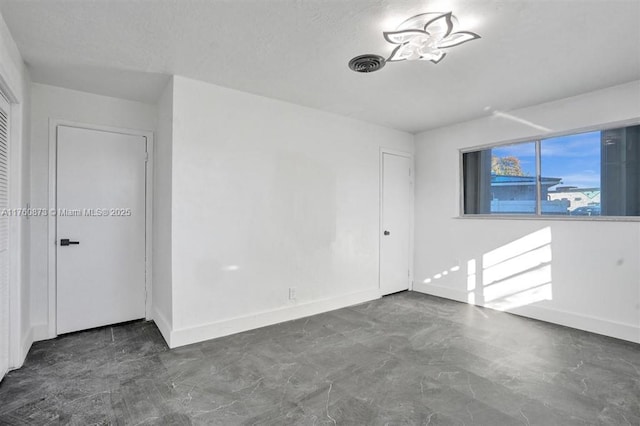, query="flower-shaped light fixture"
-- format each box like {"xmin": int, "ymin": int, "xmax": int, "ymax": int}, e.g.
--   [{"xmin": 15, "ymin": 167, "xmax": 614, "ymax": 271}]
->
[
  {"xmin": 348, "ymin": 11, "xmax": 480, "ymax": 72},
  {"xmin": 384, "ymin": 12, "xmax": 480, "ymax": 64}
]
